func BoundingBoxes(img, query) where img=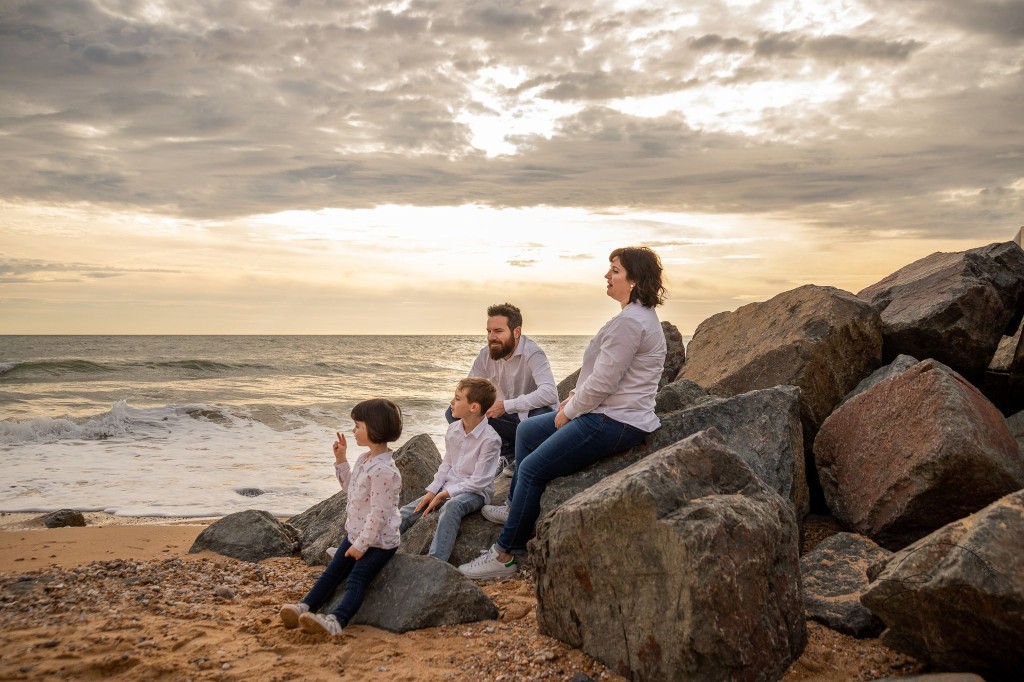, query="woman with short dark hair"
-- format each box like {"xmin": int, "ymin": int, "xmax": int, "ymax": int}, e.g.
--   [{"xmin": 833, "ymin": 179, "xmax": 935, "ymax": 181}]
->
[{"xmin": 460, "ymin": 247, "xmax": 667, "ymax": 579}]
